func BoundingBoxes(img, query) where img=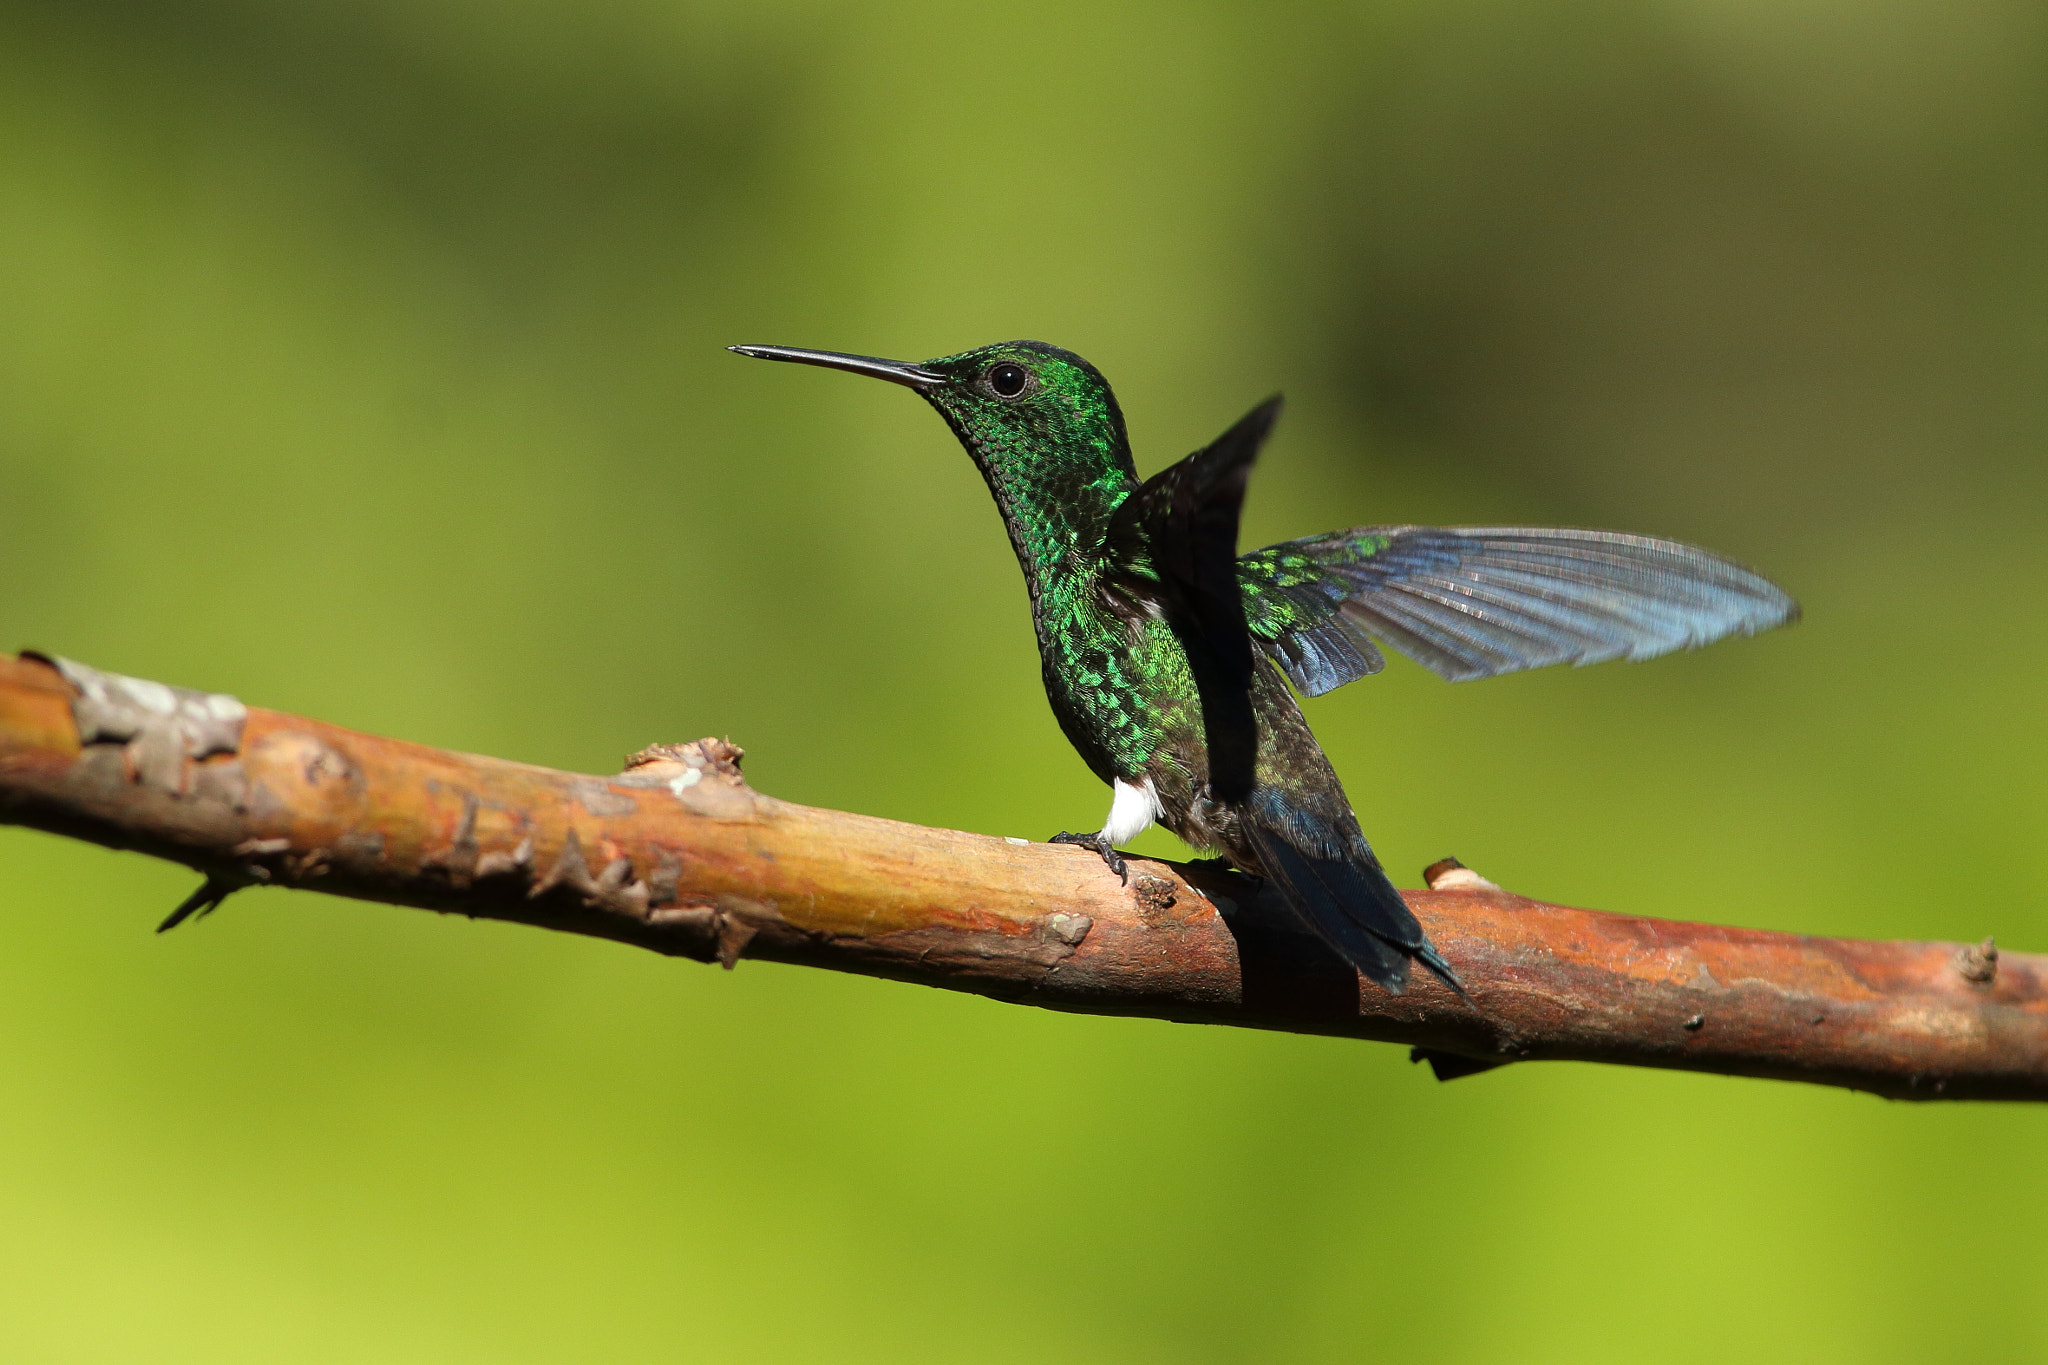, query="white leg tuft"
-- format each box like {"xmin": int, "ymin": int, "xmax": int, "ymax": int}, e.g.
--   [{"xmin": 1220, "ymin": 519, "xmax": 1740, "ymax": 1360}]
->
[{"xmin": 1103, "ymin": 776, "xmax": 1162, "ymax": 844}]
